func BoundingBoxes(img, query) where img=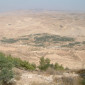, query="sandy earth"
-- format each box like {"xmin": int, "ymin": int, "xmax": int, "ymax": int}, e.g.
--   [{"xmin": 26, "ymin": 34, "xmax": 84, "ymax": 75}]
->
[{"xmin": 0, "ymin": 11, "xmax": 85, "ymax": 69}]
